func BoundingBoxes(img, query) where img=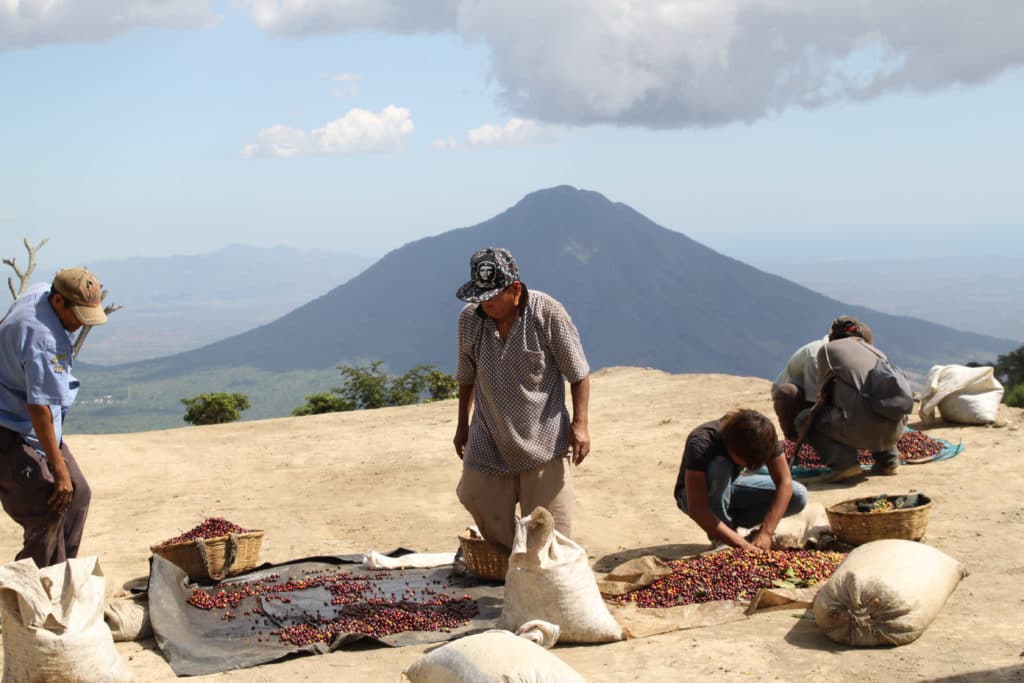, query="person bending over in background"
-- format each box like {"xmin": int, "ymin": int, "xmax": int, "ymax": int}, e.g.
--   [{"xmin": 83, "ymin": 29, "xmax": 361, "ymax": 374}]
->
[
  {"xmin": 0, "ymin": 268, "xmax": 108, "ymax": 567},
  {"xmin": 771, "ymin": 317, "xmax": 872, "ymax": 440},
  {"xmin": 796, "ymin": 316, "xmax": 908, "ymax": 484},
  {"xmin": 452, "ymin": 247, "xmax": 590, "ymax": 552},
  {"xmin": 674, "ymin": 409, "xmax": 808, "ymax": 551}
]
